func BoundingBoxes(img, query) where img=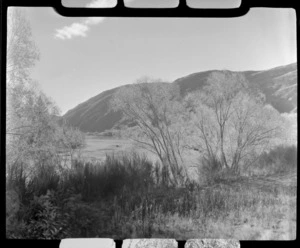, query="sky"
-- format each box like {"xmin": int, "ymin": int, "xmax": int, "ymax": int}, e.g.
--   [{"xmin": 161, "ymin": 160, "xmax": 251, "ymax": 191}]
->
[{"xmin": 10, "ymin": 1, "xmax": 296, "ymax": 115}]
